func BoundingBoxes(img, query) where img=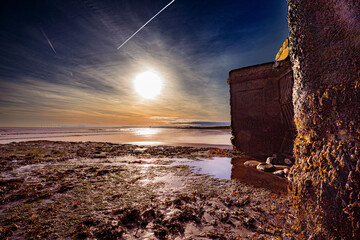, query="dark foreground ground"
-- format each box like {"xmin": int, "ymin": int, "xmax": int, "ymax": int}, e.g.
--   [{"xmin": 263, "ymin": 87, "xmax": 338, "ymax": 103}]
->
[{"xmin": 0, "ymin": 141, "xmax": 294, "ymax": 239}]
